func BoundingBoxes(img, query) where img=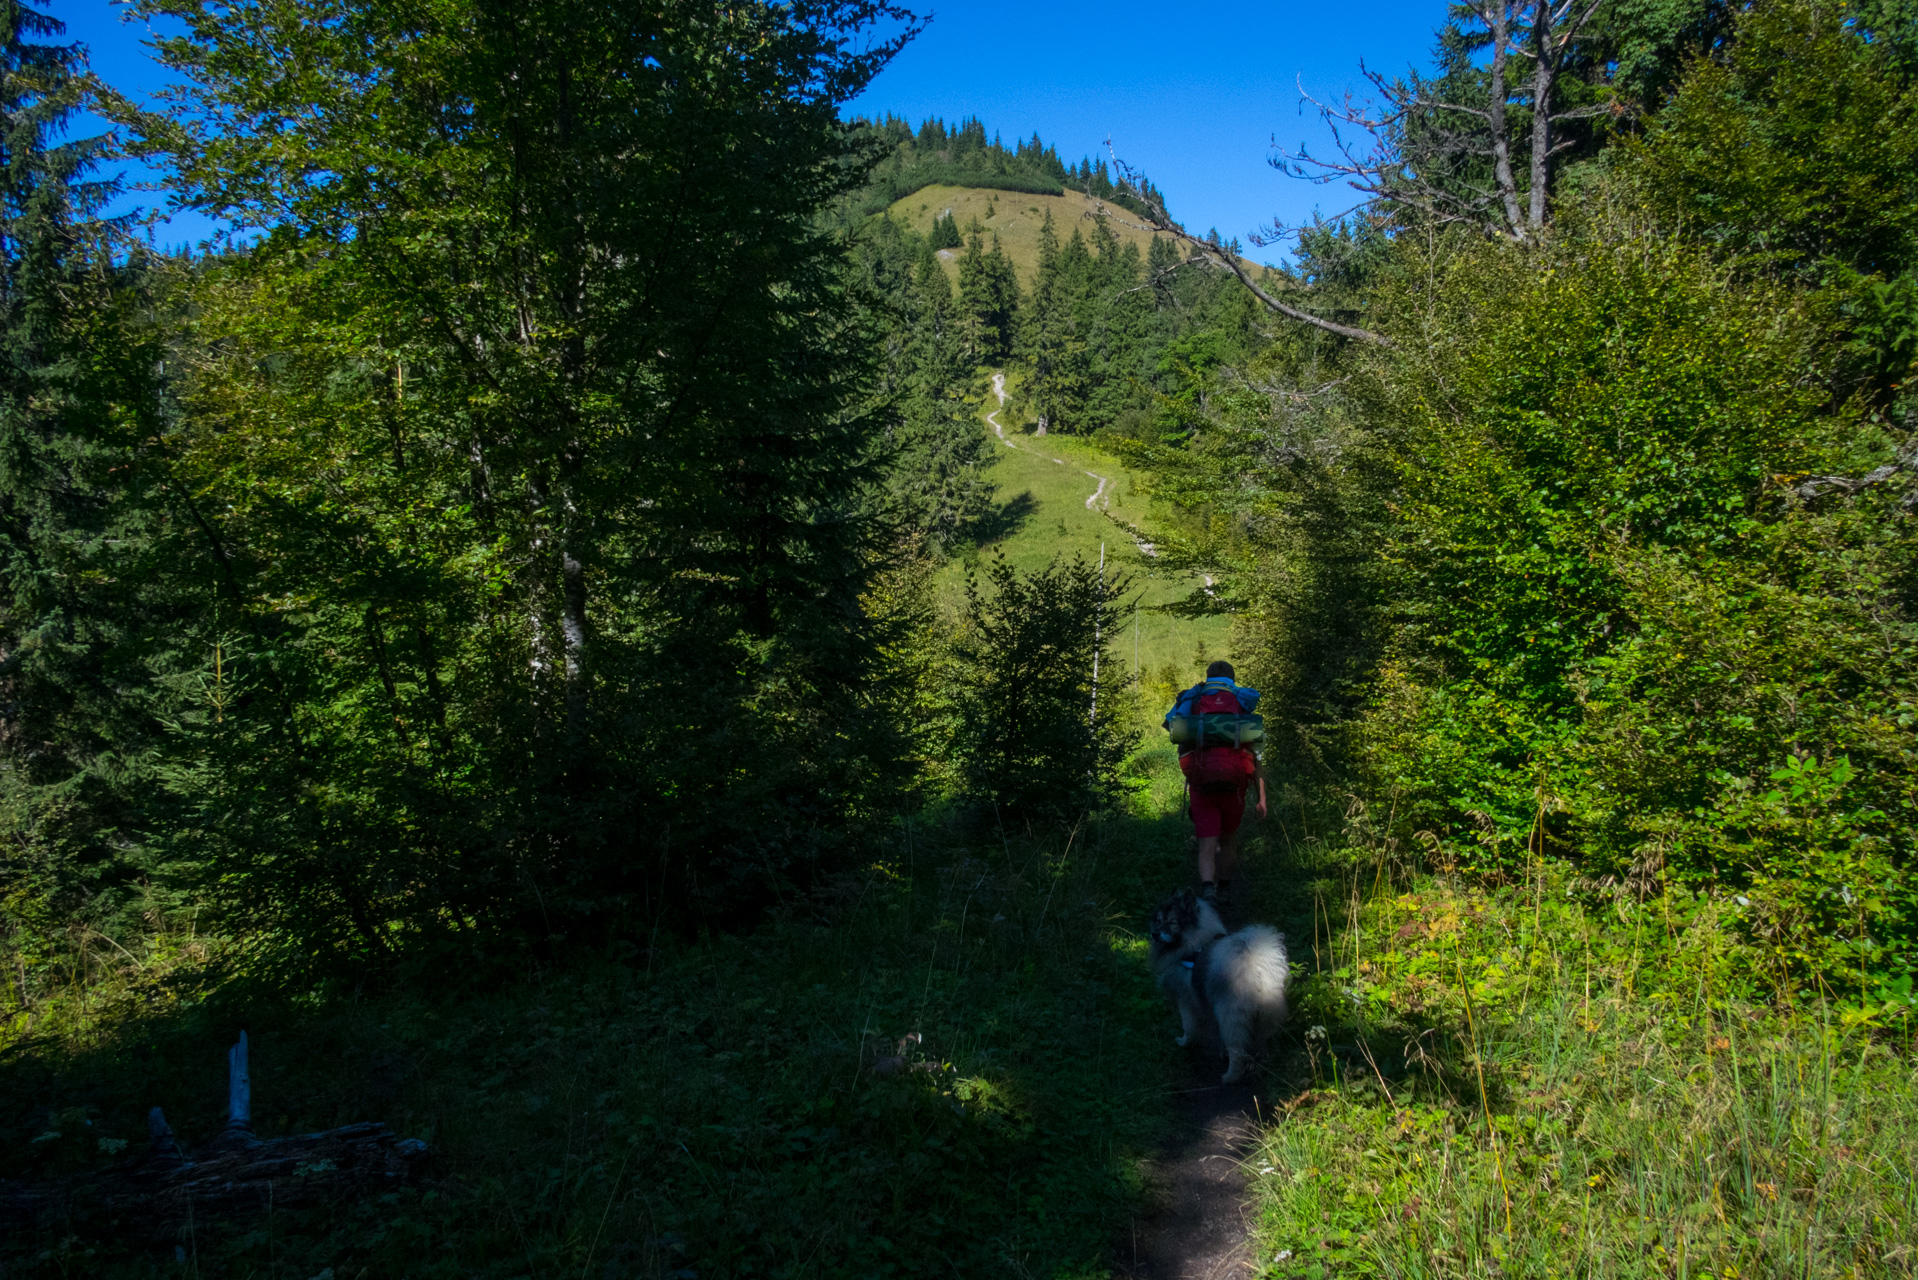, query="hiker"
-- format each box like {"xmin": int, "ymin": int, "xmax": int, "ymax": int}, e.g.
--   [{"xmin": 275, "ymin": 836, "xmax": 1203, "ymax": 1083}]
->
[{"xmin": 1165, "ymin": 660, "xmax": 1267, "ymax": 906}]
